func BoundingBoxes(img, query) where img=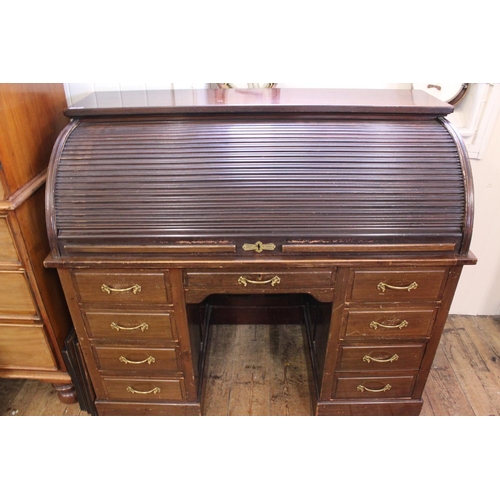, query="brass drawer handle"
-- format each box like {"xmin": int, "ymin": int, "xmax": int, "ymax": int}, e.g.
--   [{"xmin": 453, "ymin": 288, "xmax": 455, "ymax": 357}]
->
[
  {"xmin": 126, "ymin": 386, "xmax": 161, "ymax": 395},
  {"xmin": 357, "ymin": 383, "xmax": 392, "ymax": 393},
  {"xmin": 238, "ymin": 276, "xmax": 281, "ymax": 287},
  {"xmin": 370, "ymin": 320, "xmax": 409, "ymax": 330},
  {"xmin": 377, "ymin": 281, "xmax": 418, "ymax": 292},
  {"xmin": 242, "ymin": 241, "xmax": 276, "ymax": 253},
  {"xmin": 119, "ymin": 355, "xmax": 156, "ymax": 365},
  {"xmin": 363, "ymin": 353, "xmax": 399, "ymax": 363},
  {"xmin": 101, "ymin": 283, "xmax": 142, "ymax": 294},
  {"xmin": 110, "ymin": 322, "xmax": 149, "ymax": 332}
]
